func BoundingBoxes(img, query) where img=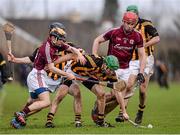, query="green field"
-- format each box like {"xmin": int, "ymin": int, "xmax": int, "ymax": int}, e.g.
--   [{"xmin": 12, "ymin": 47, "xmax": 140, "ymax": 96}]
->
[{"xmin": 0, "ymin": 82, "xmax": 180, "ymax": 134}]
